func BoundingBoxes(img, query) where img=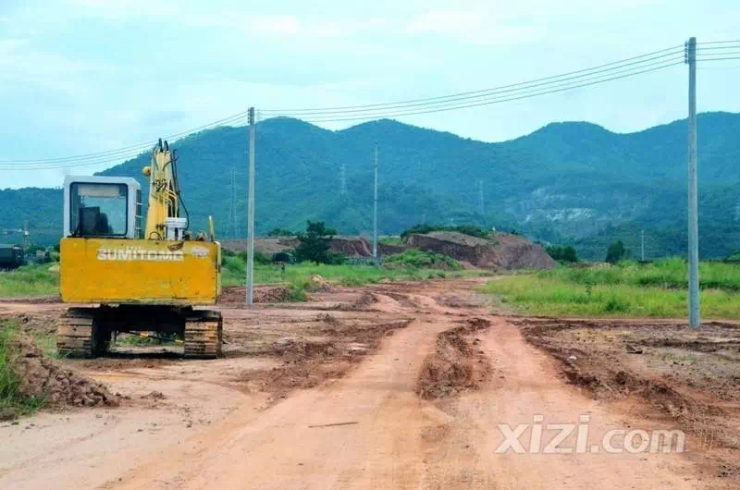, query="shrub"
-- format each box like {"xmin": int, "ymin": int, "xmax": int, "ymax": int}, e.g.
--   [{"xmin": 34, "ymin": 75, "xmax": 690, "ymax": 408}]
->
[
  {"xmin": 546, "ymin": 245, "xmax": 578, "ymax": 263},
  {"xmin": 384, "ymin": 249, "xmax": 462, "ymax": 270},
  {"xmin": 605, "ymin": 241, "xmax": 629, "ymax": 264}
]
